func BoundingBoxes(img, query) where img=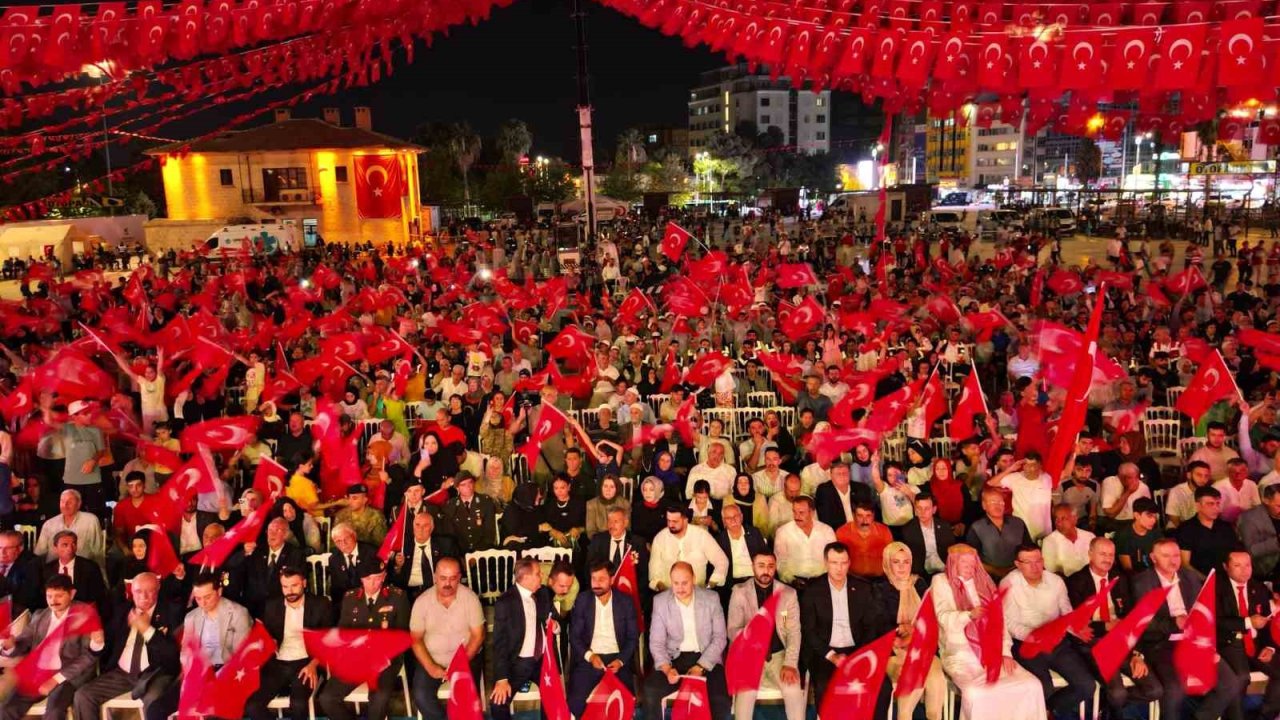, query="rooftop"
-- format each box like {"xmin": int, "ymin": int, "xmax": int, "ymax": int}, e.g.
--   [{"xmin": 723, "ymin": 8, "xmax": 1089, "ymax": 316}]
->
[{"xmin": 145, "ymin": 118, "xmax": 425, "ymax": 155}]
